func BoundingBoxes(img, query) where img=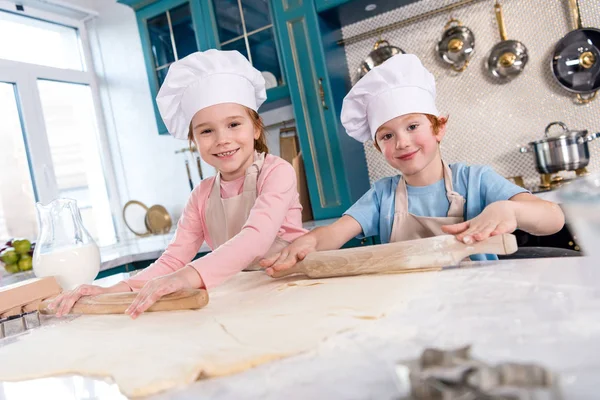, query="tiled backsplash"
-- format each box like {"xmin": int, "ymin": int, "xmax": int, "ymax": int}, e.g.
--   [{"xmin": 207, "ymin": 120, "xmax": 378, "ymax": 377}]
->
[{"xmin": 341, "ymin": 0, "xmax": 600, "ymax": 189}]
